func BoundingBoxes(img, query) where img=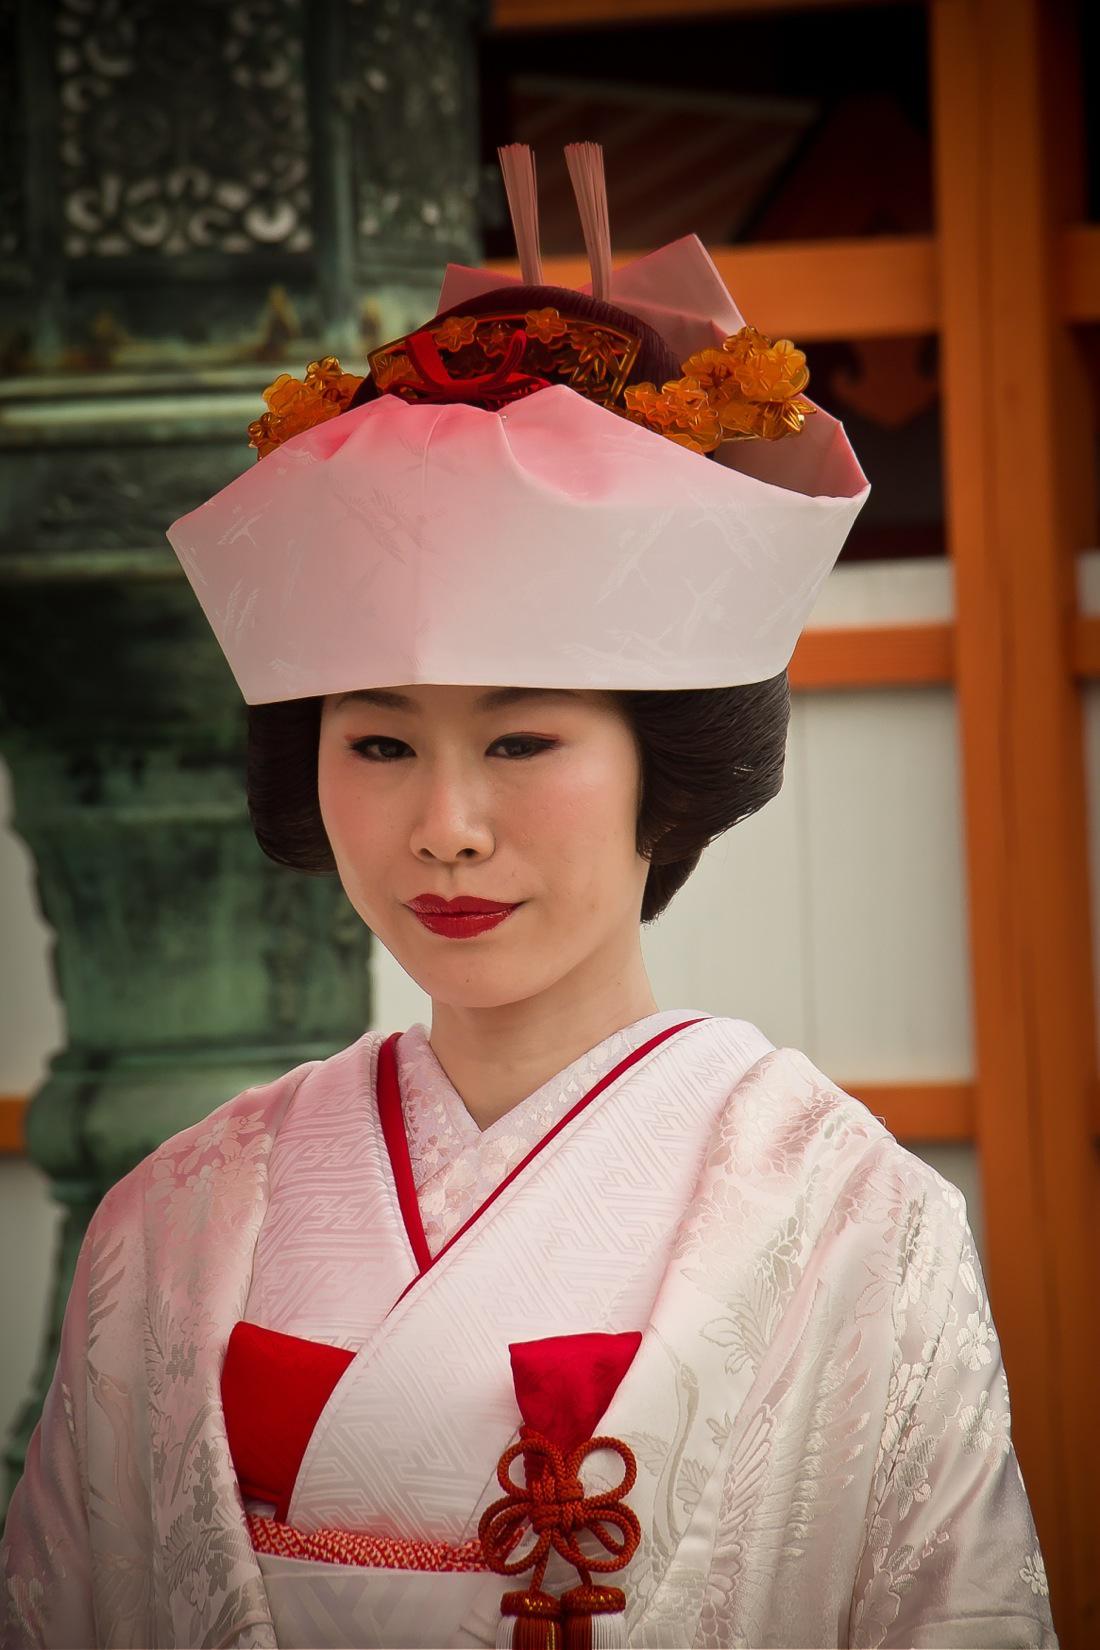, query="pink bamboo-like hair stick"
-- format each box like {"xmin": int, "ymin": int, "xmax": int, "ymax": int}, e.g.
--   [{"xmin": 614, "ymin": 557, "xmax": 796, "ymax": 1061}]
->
[
  {"xmin": 564, "ymin": 141, "xmax": 612, "ymax": 302},
  {"xmin": 496, "ymin": 143, "xmax": 545, "ymax": 287}
]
